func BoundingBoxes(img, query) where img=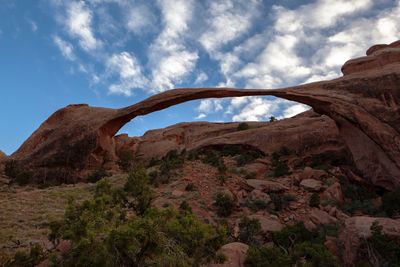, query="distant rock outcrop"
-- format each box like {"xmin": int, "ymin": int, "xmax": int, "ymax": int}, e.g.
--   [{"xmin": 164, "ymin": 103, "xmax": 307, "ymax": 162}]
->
[
  {"xmin": 0, "ymin": 150, "xmax": 7, "ymax": 162},
  {"xmin": 10, "ymin": 40, "xmax": 400, "ymax": 189},
  {"xmin": 124, "ymin": 111, "xmax": 345, "ymax": 163}
]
